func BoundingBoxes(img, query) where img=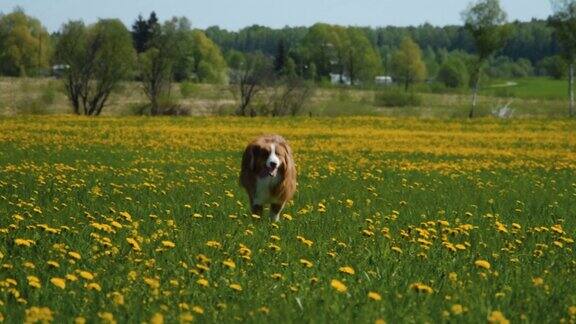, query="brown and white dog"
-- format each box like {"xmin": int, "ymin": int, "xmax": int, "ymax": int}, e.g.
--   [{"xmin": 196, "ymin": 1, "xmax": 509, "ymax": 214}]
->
[{"xmin": 240, "ymin": 135, "xmax": 296, "ymax": 221}]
